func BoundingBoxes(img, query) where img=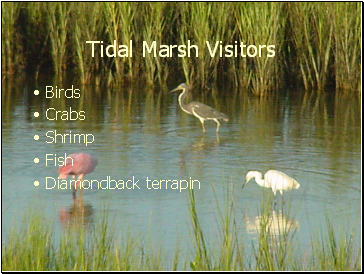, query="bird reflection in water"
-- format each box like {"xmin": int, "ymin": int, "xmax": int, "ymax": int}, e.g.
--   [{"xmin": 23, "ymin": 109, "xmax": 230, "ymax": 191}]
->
[
  {"xmin": 244, "ymin": 210, "xmax": 299, "ymax": 237},
  {"xmin": 59, "ymin": 196, "xmax": 94, "ymax": 228},
  {"xmin": 177, "ymin": 135, "xmax": 223, "ymax": 176},
  {"xmin": 190, "ymin": 135, "xmax": 222, "ymax": 153}
]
